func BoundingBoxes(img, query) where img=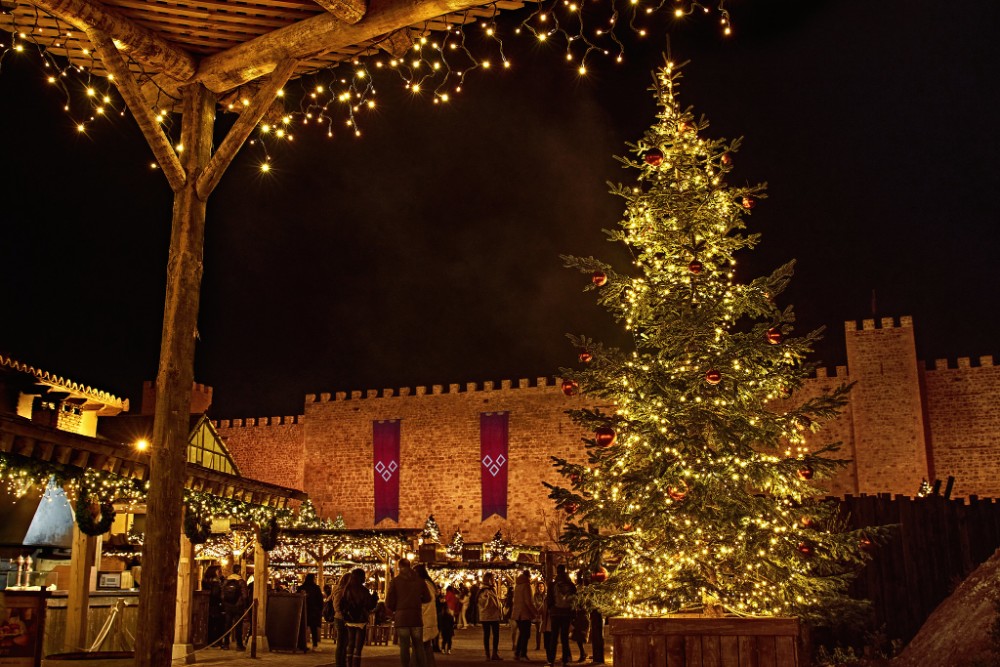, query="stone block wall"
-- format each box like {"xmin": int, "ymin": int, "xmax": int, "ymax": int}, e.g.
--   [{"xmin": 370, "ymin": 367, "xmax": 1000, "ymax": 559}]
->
[
  {"xmin": 774, "ymin": 365, "xmax": 858, "ymax": 497},
  {"xmin": 922, "ymin": 356, "xmax": 1000, "ymax": 498},
  {"xmin": 844, "ymin": 316, "xmax": 930, "ymax": 495},
  {"xmin": 217, "ymin": 316, "xmax": 1000, "ymax": 542},
  {"xmin": 299, "ymin": 378, "xmax": 594, "ymax": 544},
  {"xmin": 215, "ymin": 416, "xmax": 304, "ymax": 491}
]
